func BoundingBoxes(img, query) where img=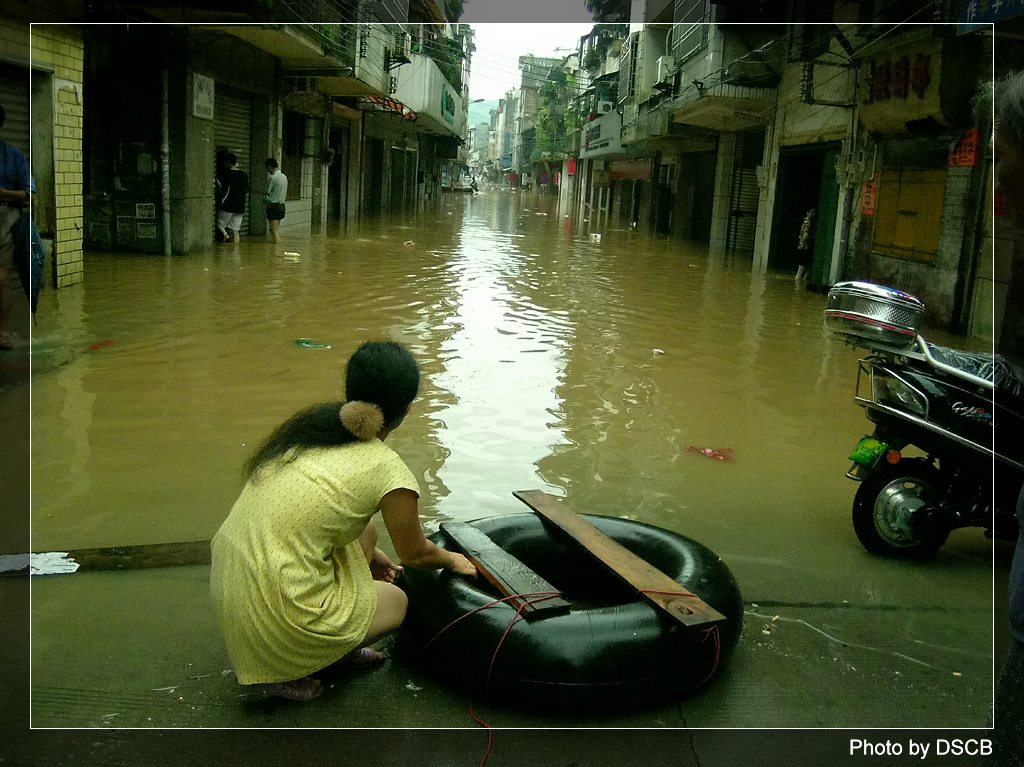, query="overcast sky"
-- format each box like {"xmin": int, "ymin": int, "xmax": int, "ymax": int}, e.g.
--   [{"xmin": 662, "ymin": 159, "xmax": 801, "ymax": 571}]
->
[{"xmin": 468, "ymin": 23, "xmax": 595, "ymax": 101}]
